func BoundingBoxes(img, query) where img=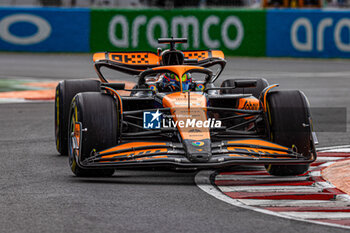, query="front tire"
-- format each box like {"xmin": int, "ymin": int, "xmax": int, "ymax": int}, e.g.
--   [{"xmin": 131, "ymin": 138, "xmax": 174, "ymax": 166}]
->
[
  {"xmin": 68, "ymin": 92, "xmax": 119, "ymax": 177},
  {"xmin": 55, "ymin": 79, "xmax": 101, "ymax": 155},
  {"xmin": 265, "ymin": 90, "xmax": 312, "ymax": 176}
]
